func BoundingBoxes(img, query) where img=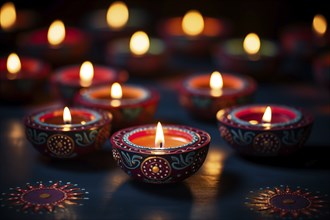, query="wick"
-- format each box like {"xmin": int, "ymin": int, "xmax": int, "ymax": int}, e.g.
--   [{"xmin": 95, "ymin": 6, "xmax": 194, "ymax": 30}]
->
[
  {"xmin": 64, "ymin": 121, "xmax": 70, "ymax": 125},
  {"xmin": 159, "ymin": 142, "xmax": 163, "ymax": 149}
]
